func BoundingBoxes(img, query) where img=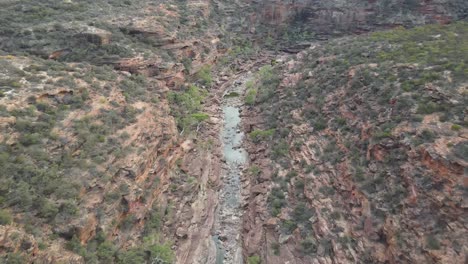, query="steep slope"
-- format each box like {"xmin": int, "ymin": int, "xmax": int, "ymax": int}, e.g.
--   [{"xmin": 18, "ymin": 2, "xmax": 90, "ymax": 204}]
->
[
  {"xmin": 241, "ymin": 22, "xmax": 467, "ymax": 263},
  {"xmin": 0, "ymin": 0, "xmax": 229, "ymax": 263}
]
